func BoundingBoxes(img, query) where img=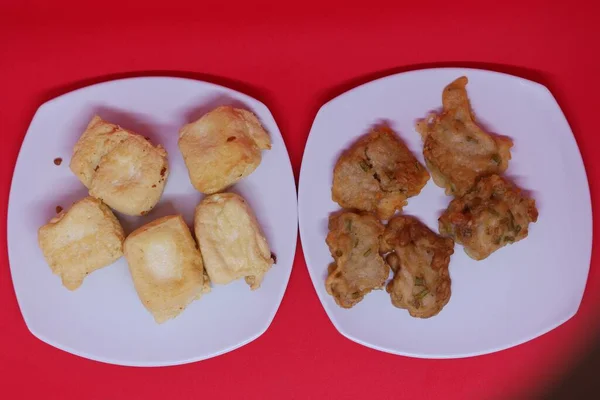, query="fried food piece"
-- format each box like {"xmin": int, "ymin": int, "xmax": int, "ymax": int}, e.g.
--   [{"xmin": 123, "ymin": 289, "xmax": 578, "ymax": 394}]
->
[
  {"xmin": 70, "ymin": 115, "xmax": 169, "ymax": 216},
  {"xmin": 416, "ymin": 77, "xmax": 513, "ymax": 196},
  {"xmin": 38, "ymin": 196, "xmax": 125, "ymax": 290},
  {"xmin": 439, "ymin": 174, "xmax": 538, "ymax": 260},
  {"xmin": 124, "ymin": 215, "xmax": 210, "ymax": 323},
  {"xmin": 325, "ymin": 212, "xmax": 389, "ymax": 308},
  {"xmin": 381, "ymin": 216, "xmax": 454, "ymax": 318},
  {"xmin": 332, "ymin": 126, "xmax": 430, "ymax": 220},
  {"xmin": 178, "ymin": 106, "xmax": 271, "ymax": 194},
  {"xmin": 194, "ymin": 193, "xmax": 274, "ymax": 289},
  {"xmin": 70, "ymin": 116, "xmax": 131, "ymax": 187}
]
